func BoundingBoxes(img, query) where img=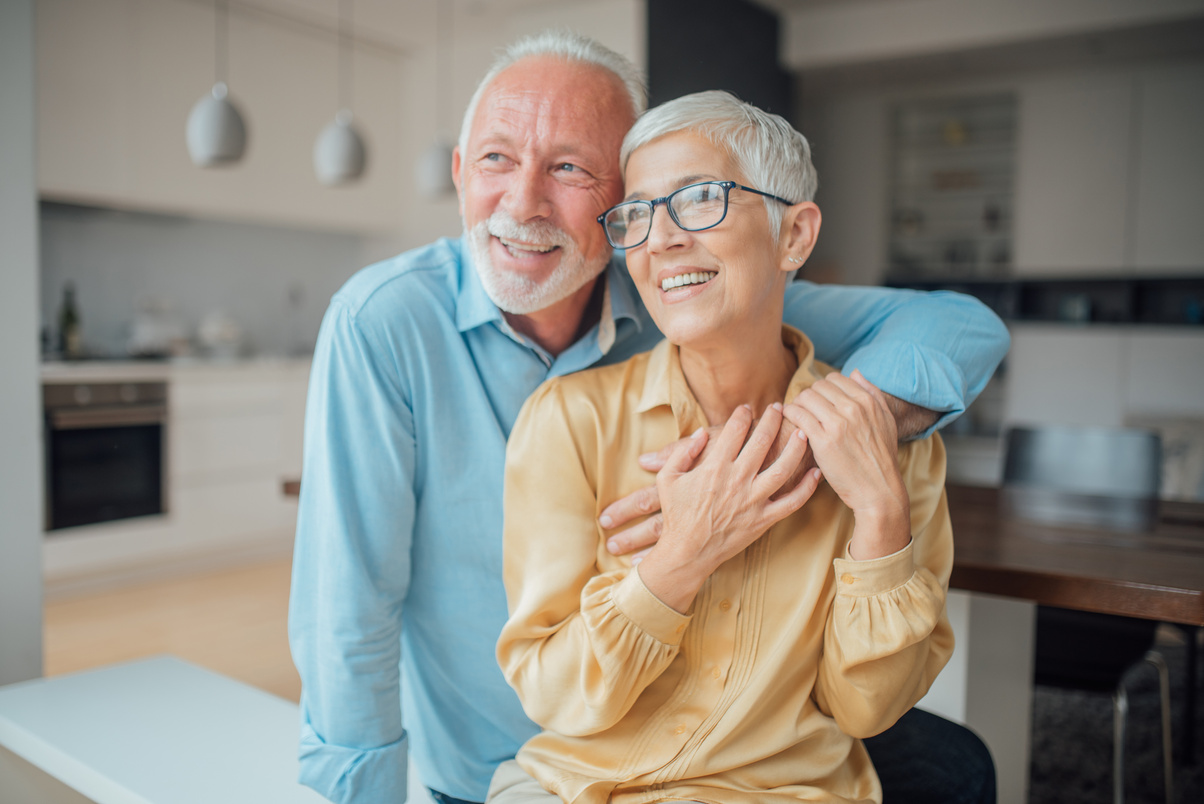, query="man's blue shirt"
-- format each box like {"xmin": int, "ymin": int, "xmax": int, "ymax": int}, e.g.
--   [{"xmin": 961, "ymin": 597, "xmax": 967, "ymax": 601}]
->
[{"xmin": 288, "ymin": 236, "xmax": 1009, "ymax": 802}]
